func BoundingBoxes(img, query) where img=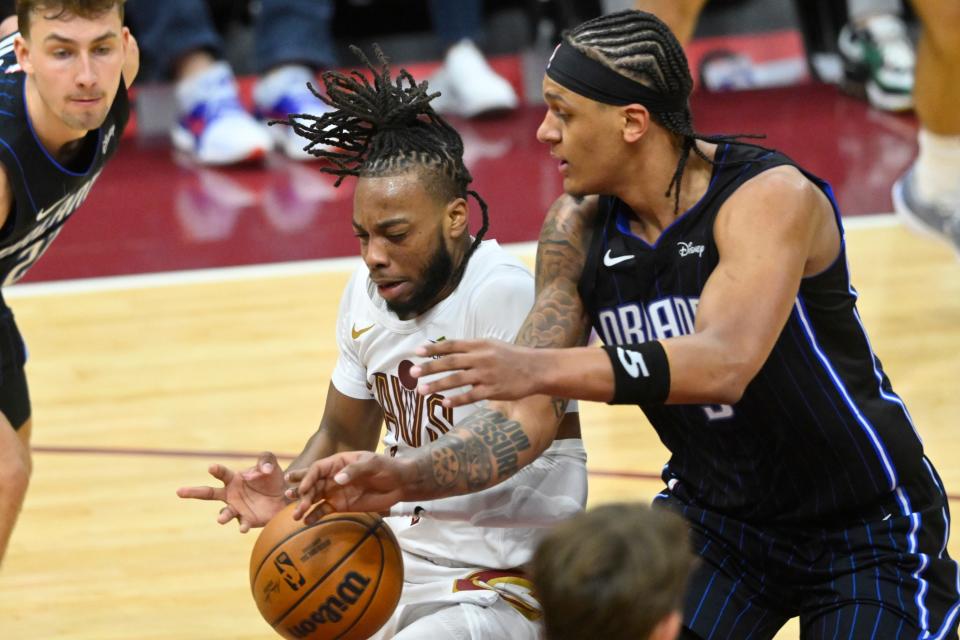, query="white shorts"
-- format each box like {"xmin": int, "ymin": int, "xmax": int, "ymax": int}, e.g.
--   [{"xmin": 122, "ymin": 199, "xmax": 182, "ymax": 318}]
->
[{"xmin": 369, "ymin": 552, "xmax": 542, "ymax": 640}]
